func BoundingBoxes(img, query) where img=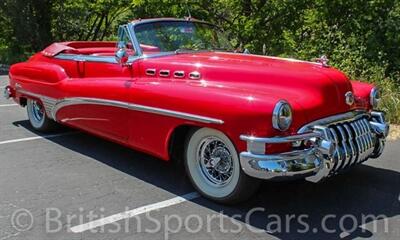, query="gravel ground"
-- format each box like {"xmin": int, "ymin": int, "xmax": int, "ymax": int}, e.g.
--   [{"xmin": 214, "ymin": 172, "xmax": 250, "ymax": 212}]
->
[{"xmin": 389, "ymin": 125, "xmax": 400, "ymax": 141}]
